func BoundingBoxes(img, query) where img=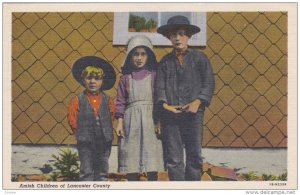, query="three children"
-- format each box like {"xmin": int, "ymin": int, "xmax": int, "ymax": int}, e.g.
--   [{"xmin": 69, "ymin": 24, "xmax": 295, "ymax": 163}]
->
[{"xmin": 68, "ymin": 15, "xmax": 214, "ymax": 182}]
